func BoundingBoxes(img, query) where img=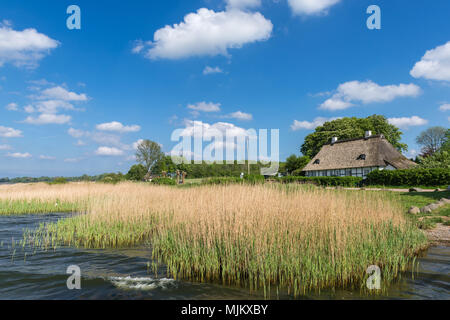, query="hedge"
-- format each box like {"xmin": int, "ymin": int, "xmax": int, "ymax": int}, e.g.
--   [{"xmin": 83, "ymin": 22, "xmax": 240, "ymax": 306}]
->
[
  {"xmin": 152, "ymin": 177, "xmax": 177, "ymax": 186},
  {"xmin": 278, "ymin": 176, "xmax": 363, "ymax": 187},
  {"xmin": 365, "ymin": 168, "xmax": 450, "ymax": 187}
]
